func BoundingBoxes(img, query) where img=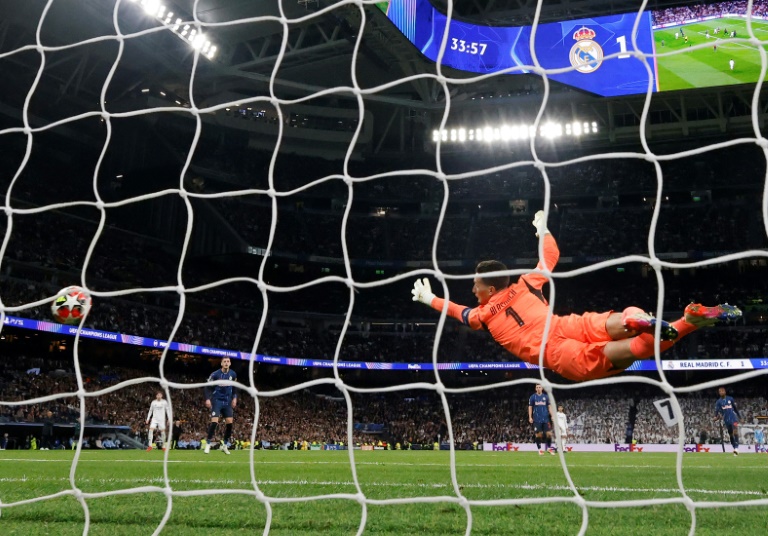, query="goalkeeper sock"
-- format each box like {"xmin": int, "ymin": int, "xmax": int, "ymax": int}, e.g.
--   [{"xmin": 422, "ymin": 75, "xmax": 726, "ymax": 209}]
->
[
  {"xmin": 207, "ymin": 423, "xmax": 217, "ymax": 441},
  {"xmin": 148, "ymin": 429, "xmax": 154, "ymax": 446},
  {"xmin": 224, "ymin": 423, "xmax": 233, "ymax": 444},
  {"xmin": 629, "ymin": 318, "xmax": 696, "ymax": 359}
]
